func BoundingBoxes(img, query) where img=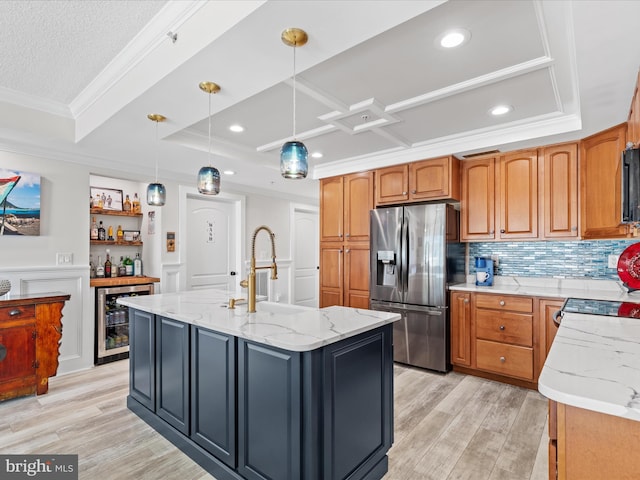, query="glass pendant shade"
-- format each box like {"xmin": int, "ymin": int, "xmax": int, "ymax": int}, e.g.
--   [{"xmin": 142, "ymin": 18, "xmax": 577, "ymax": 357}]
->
[
  {"xmin": 280, "ymin": 140, "xmax": 308, "ymax": 179},
  {"xmin": 197, "ymin": 166, "xmax": 221, "ymax": 195},
  {"xmin": 147, "ymin": 182, "xmax": 166, "ymax": 206}
]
